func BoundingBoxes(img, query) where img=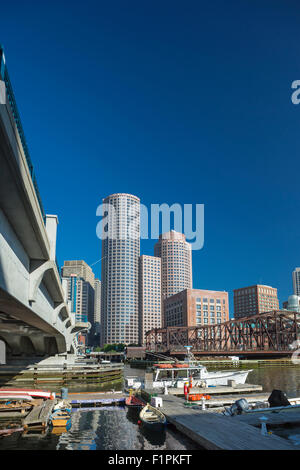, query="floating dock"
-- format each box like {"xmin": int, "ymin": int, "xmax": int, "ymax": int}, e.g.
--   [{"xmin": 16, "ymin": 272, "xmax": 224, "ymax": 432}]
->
[
  {"xmin": 23, "ymin": 400, "xmax": 56, "ymax": 430},
  {"xmin": 167, "ymin": 383, "xmax": 263, "ymax": 396},
  {"xmin": 158, "ymin": 394, "xmax": 295, "ymax": 450},
  {"xmin": 68, "ymin": 391, "xmax": 126, "ymax": 408}
]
